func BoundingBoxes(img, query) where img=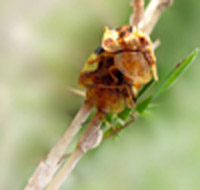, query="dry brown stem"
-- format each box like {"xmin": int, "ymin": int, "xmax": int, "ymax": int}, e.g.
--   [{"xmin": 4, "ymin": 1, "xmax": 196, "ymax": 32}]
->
[
  {"xmin": 66, "ymin": 86, "xmax": 86, "ymax": 98},
  {"xmin": 130, "ymin": 0, "xmax": 144, "ymax": 26},
  {"xmin": 25, "ymin": 0, "xmax": 173, "ymax": 189},
  {"xmin": 46, "ymin": 112, "xmax": 103, "ymax": 190},
  {"xmin": 25, "ymin": 102, "xmax": 93, "ymax": 190},
  {"xmin": 140, "ymin": 0, "xmax": 173, "ymax": 34}
]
